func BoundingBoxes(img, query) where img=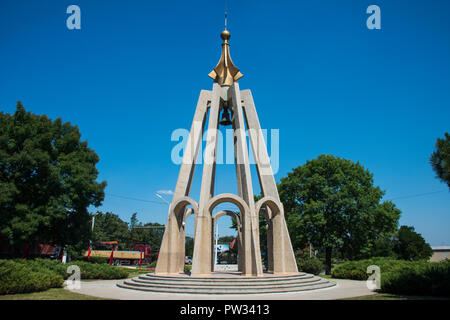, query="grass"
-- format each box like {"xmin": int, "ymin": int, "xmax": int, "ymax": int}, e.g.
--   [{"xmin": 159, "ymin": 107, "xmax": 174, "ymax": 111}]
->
[
  {"xmin": 0, "ymin": 287, "xmax": 109, "ymax": 300},
  {"xmin": 342, "ymin": 293, "xmax": 450, "ymax": 300},
  {"xmin": 119, "ymin": 266, "xmax": 154, "ymax": 278}
]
